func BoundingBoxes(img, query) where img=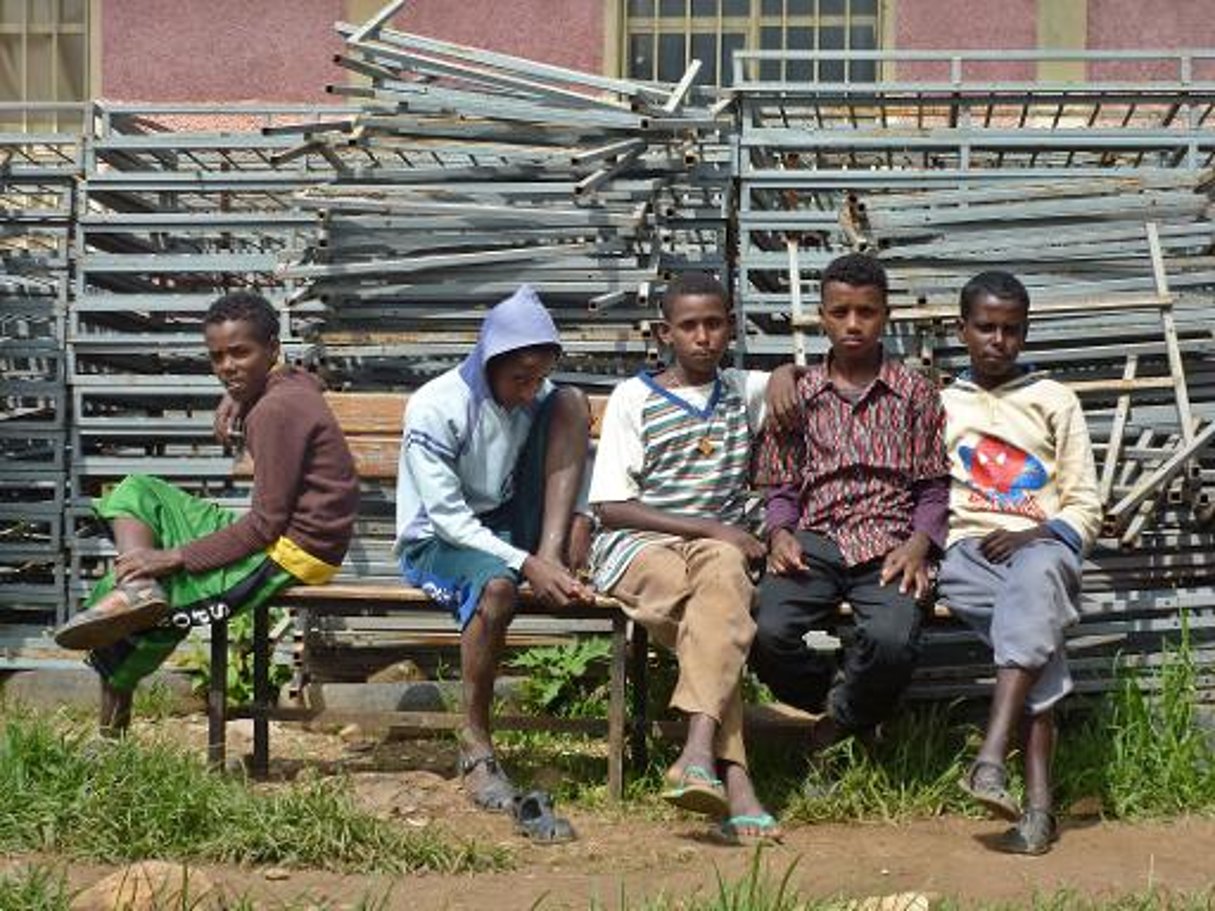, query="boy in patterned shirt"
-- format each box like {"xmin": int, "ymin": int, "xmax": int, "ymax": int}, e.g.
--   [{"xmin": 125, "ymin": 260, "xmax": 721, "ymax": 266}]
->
[
  {"xmin": 589, "ymin": 272, "xmax": 793, "ymax": 844},
  {"xmin": 751, "ymin": 253, "xmax": 950, "ymax": 749}
]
